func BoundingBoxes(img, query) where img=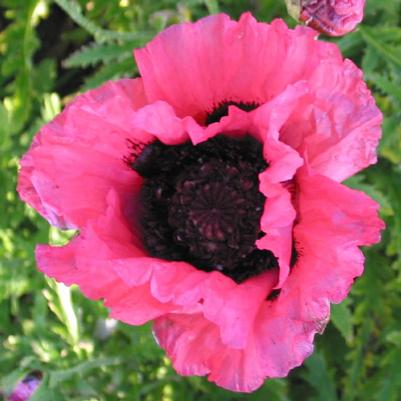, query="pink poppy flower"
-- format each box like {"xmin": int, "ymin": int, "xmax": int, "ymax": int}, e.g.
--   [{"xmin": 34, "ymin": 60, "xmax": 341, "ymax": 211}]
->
[
  {"xmin": 286, "ymin": 0, "xmax": 365, "ymax": 36},
  {"xmin": 18, "ymin": 13, "xmax": 383, "ymax": 392}
]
